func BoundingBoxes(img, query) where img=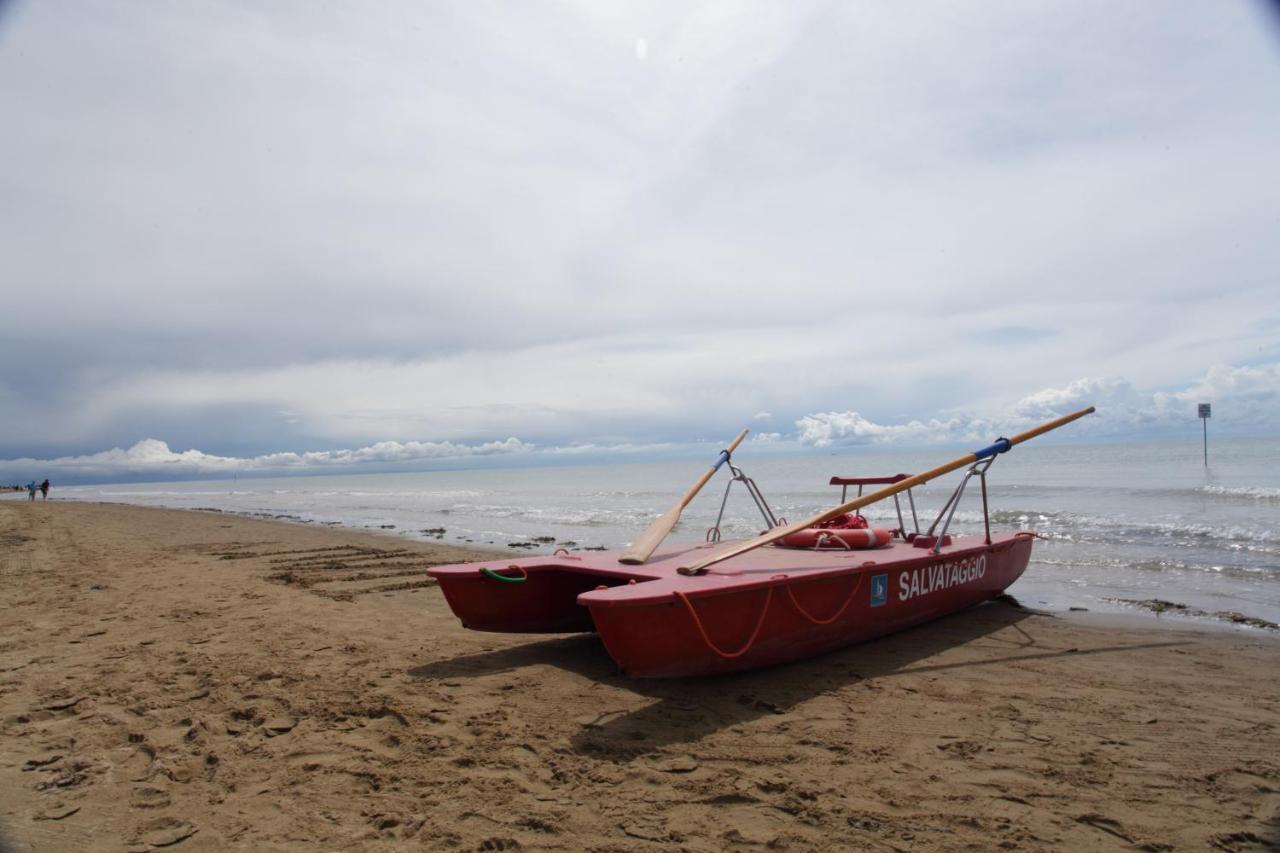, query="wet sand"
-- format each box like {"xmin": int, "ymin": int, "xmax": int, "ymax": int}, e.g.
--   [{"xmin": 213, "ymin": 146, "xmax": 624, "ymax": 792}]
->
[{"xmin": 1, "ymin": 500, "xmax": 1278, "ymax": 851}]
